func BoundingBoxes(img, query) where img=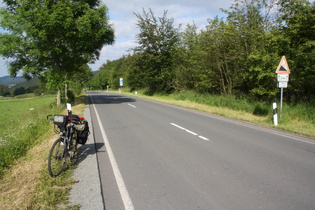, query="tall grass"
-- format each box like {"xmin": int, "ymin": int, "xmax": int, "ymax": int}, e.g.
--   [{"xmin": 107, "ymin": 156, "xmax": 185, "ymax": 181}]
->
[
  {"xmin": 0, "ymin": 96, "xmax": 60, "ymax": 176},
  {"xmin": 171, "ymin": 91, "xmax": 270, "ymax": 116},
  {"xmin": 168, "ymin": 91, "xmax": 315, "ymax": 136},
  {"xmin": 0, "ymin": 94, "xmax": 87, "ymax": 209}
]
